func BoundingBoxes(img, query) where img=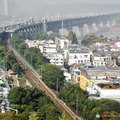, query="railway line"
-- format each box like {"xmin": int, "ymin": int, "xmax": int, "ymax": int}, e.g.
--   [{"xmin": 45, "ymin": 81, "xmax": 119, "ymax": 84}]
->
[{"xmin": 8, "ymin": 45, "xmax": 83, "ymax": 120}]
